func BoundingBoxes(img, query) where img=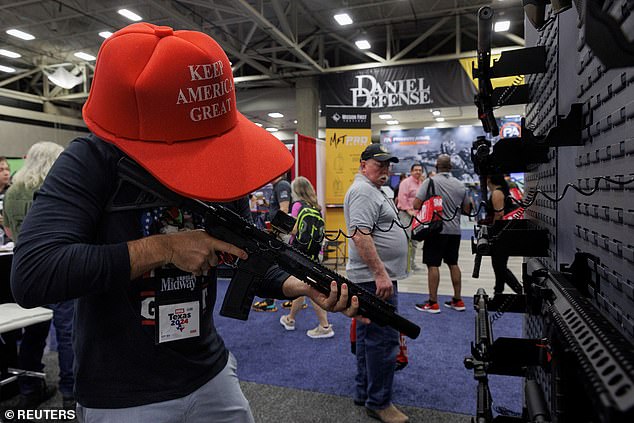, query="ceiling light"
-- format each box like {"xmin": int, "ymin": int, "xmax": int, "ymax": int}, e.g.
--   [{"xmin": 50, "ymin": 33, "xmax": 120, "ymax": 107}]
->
[
  {"xmin": 293, "ymin": 120, "xmax": 298, "ymax": 124},
  {"xmin": 74, "ymin": 52, "xmax": 96, "ymax": 61},
  {"xmin": 424, "ymin": 126, "xmax": 436, "ymax": 130},
  {"xmin": 432, "ymin": 110, "xmax": 441, "ymax": 116},
  {"xmin": 0, "ymin": 65, "xmax": 16, "ymax": 73},
  {"xmin": 268, "ymin": 112, "xmax": 284, "ymax": 118},
  {"xmin": 99, "ymin": 31, "xmax": 113, "ymax": 39},
  {"xmin": 0, "ymin": 49, "xmax": 21, "ymax": 59},
  {"xmin": 255, "ymin": 123, "xmax": 263, "ymax": 127},
  {"xmin": 379, "ymin": 114, "xmax": 392, "ymax": 120},
  {"xmin": 118, "ymin": 9, "xmax": 142, "ymax": 22},
  {"xmin": 435, "ymin": 117, "xmax": 445, "ymax": 122},
  {"xmin": 460, "ymin": 124, "xmax": 473, "ymax": 128},
  {"xmin": 494, "ymin": 20, "xmax": 511, "ymax": 32},
  {"xmin": 266, "ymin": 127, "xmax": 278, "ymax": 132},
  {"xmin": 387, "ymin": 120, "xmax": 399, "ymax": 125},
  {"xmin": 504, "ymin": 114, "xmax": 521, "ymax": 119},
  {"xmin": 334, "ymin": 13, "xmax": 353, "ymax": 26},
  {"xmin": 355, "ymin": 40, "xmax": 371, "ymax": 50},
  {"xmin": 6, "ymin": 29, "xmax": 35, "ymax": 40}
]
